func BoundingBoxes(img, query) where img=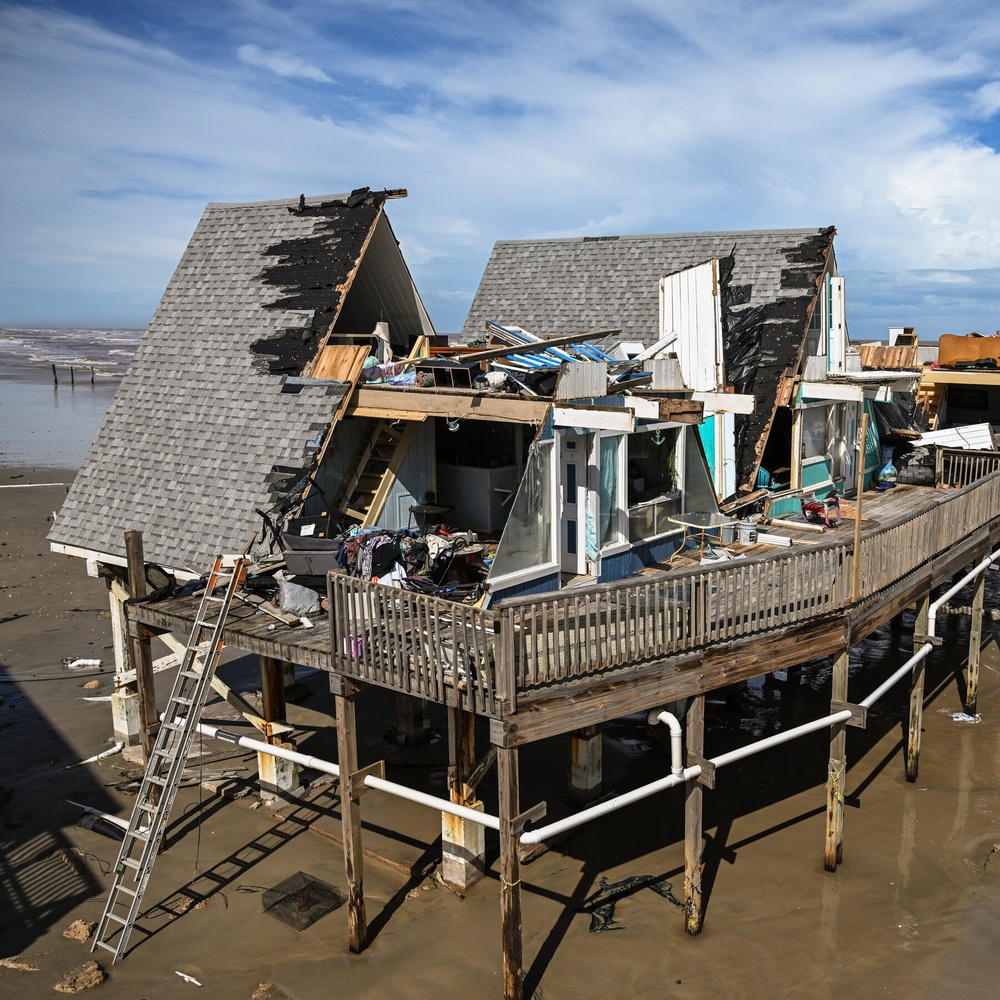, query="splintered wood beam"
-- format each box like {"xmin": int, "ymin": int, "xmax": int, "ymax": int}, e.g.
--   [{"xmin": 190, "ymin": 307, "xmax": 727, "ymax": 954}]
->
[
  {"xmin": 349, "ymin": 384, "xmax": 551, "ymax": 424},
  {"xmin": 656, "ymin": 399, "xmax": 704, "ymax": 423},
  {"xmin": 450, "ymin": 329, "xmax": 622, "ymax": 364},
  {"xmin": 156, "ymin": 634, "xmax": 289, "ymax": 736}
]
